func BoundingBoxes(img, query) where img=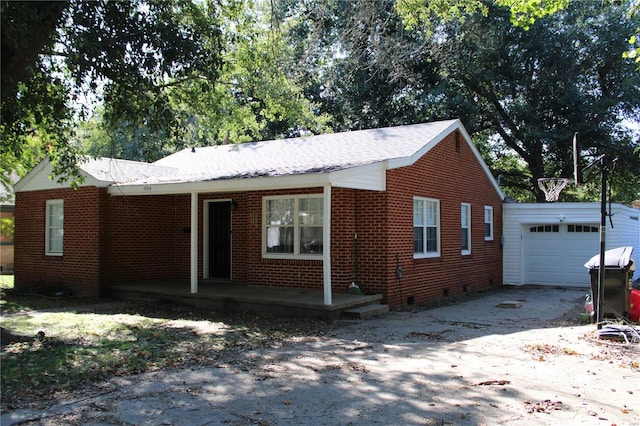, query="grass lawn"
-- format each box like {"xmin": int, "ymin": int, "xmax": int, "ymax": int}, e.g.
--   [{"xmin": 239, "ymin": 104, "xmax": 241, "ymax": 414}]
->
[{"xmin": 0, "ymin": 278, "xmax": 332, "ymax": 411}]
